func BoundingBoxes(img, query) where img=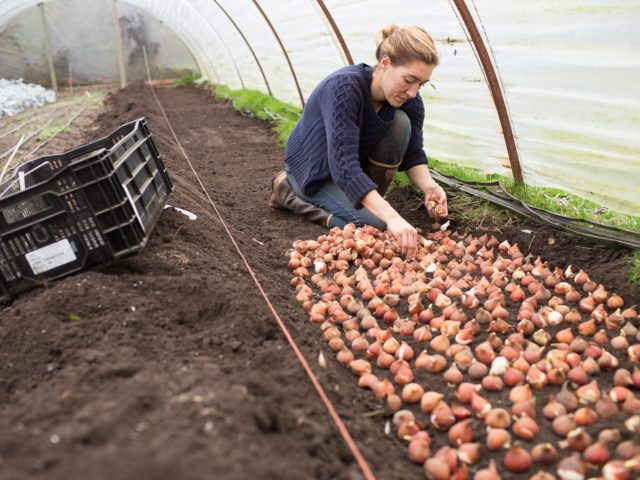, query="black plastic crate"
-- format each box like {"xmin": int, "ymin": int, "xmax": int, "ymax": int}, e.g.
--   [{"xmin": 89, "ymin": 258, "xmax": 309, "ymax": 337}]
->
[{"xmin": 0, "ymin": 117, "xmax": 173, "ymax": 301}]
